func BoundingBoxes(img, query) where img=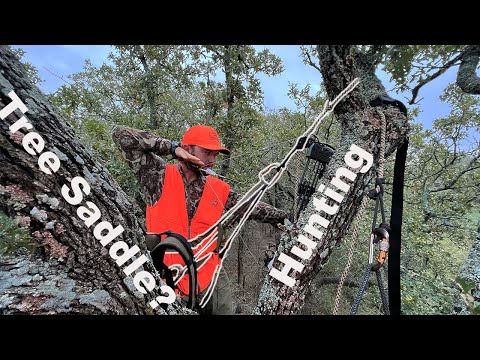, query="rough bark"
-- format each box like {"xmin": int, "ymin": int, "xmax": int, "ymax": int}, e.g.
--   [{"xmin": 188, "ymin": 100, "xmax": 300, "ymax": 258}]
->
[
  {"xmin": 237, "ymin": 236, "xmax": 244, "ymax": 285},
  {"xmin": 0, "ymin": 46, "xmax": 190, "ymax": 314},
  {"xmin": 255, "ymin": 45, "xmax": 409, "ymax": 314},
  {"xmin": 453, "ymin": 220, "xmax": 480, "ymax": 315},
  {"xmin": 456, "ymin": 45, "xmax": 480, "ymax": 95}
]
